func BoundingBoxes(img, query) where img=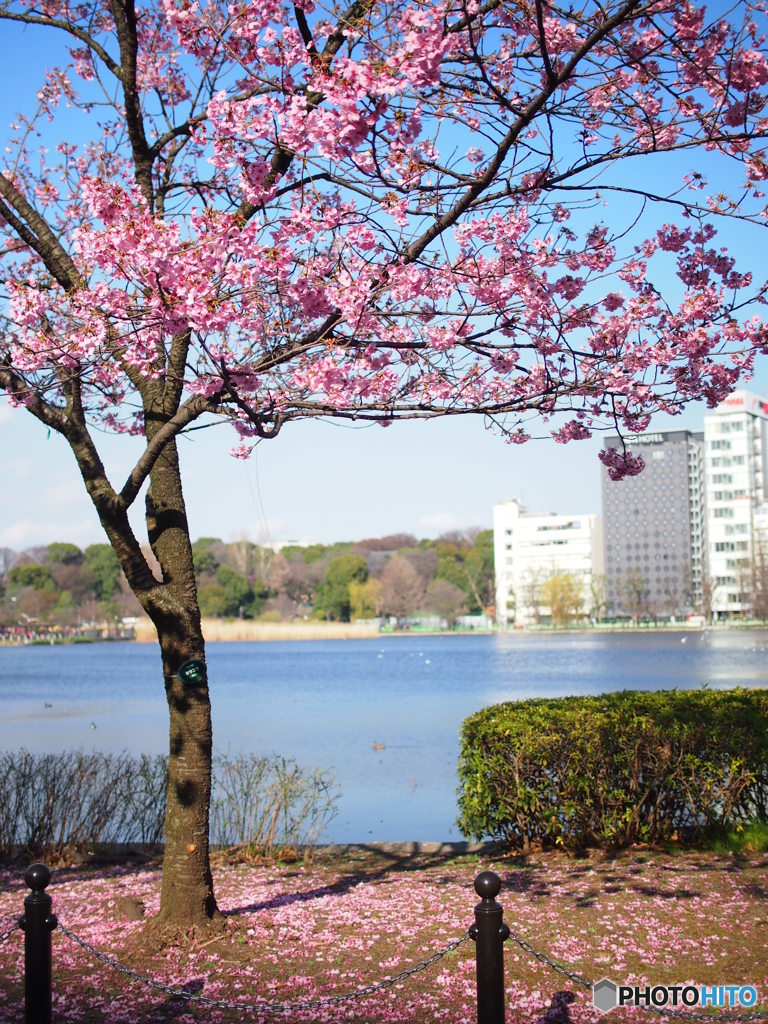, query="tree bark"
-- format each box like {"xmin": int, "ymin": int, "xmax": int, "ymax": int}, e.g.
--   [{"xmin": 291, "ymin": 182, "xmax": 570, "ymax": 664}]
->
[
  {"xmin": 155, "ymin": 624, "xmax": 217, "ymax": 924},
  {"xmin": 74, "ymin": 419, "xmax": 219, "ymax": 924},
  {"xmin": 140, "ymin": 416, "xmax": 218, "ymax": 924}
]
